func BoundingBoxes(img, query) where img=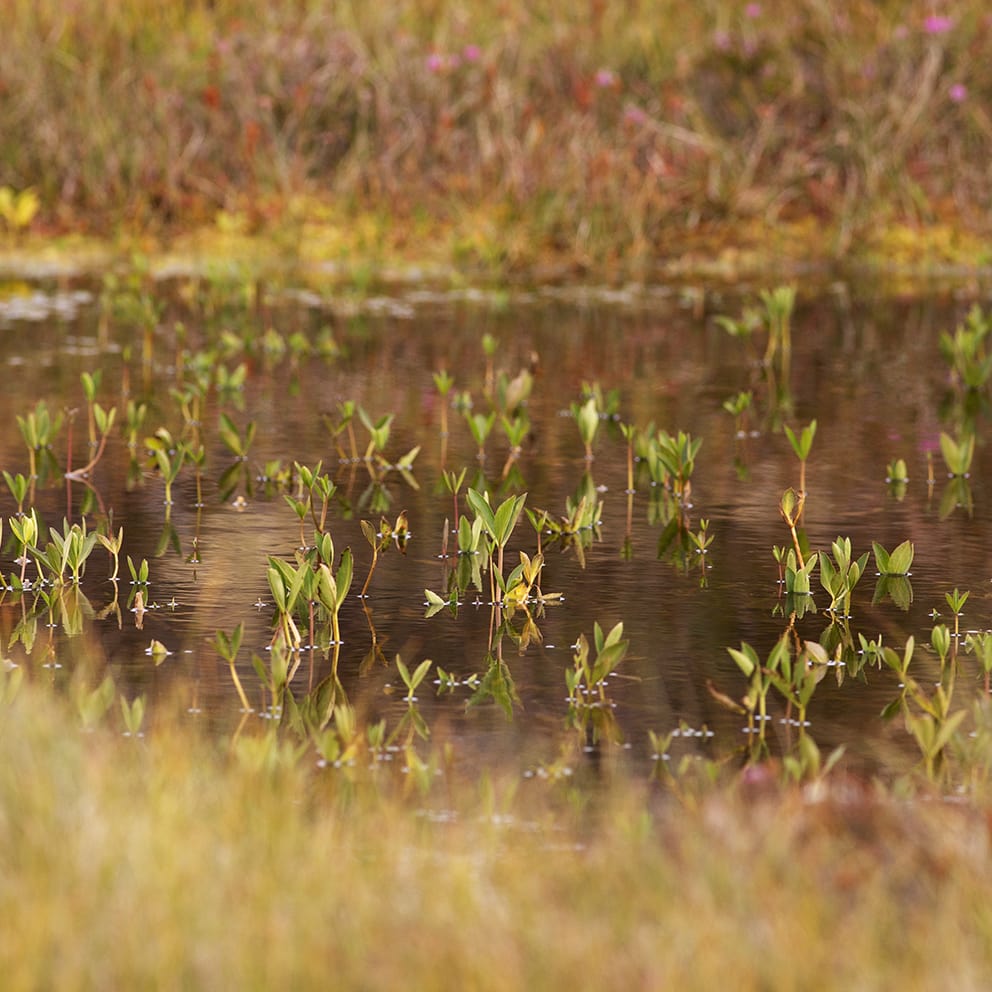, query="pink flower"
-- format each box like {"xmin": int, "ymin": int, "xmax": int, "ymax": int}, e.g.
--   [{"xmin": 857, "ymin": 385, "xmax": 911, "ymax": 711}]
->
[
  {"xmin": 745, "ymin": 3, "xmax": 762, "ymax": 17},
  {"xmin": 462, "ymin": 44, "xmax": 481, "ymax": 63},
  {"xmin": 923, "ymin": 15, "xmax": 953, "ymax": 34},
  {"xmin": 425, "ymin": 52, "xmax": 445, "ymax": 73},
  {"xmin": 623, "ymin": 104, "xmax": 648, "ymax": 126},
  {"xmin": 595, "ymin": 68, "xmax": 617, "ymax": 88},
  {"xmin": 949, "ymin": 83, "xmax": 968, "ymax": 103}
]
